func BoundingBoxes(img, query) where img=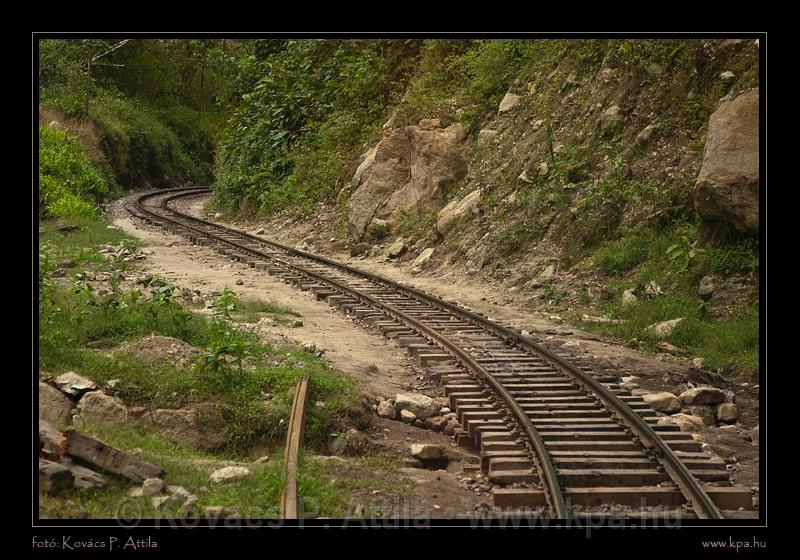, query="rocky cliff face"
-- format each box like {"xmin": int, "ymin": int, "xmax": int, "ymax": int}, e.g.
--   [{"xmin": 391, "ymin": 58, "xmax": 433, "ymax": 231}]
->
[
  {"xmin": 346, "ymin": 40, "xmax": 759, "ymax": 273},
  {"xmin": 348, "ymin": 118, "xmax": 468, "ymax": 240}
]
